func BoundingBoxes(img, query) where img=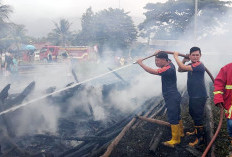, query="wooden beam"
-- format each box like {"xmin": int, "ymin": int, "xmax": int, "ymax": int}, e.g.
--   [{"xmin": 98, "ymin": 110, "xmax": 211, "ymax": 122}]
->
[{"xmin": 137, "ymin": 116, "xmax": 171, "ymax": 127}]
